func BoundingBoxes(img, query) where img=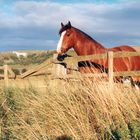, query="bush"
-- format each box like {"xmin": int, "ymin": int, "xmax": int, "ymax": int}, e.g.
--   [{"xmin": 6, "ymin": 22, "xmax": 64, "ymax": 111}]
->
[
  {"xmin": 0, "ymin": 88, "xmax": 23, "ymax": 139},
  {"xmin": 128, "ymin": 120, "xmax": 140, "ymax": 139}
]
